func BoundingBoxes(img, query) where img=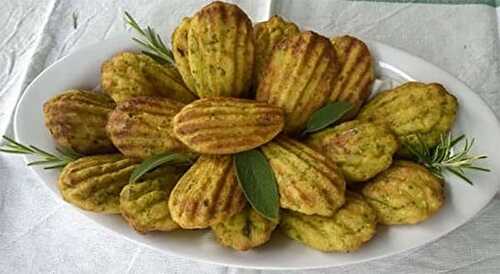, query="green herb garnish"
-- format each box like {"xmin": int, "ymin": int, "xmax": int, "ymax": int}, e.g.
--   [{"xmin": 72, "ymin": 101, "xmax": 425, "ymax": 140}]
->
[
  {"xmin": 405, "ymin": 134, "xmax": 489, "ymax": 185},
  {"xmin": 0, "ymin": 135, "xmax": 80, "ymax": 169},
  {"xmin": 129, "ymin": 152, "xmax": 195, "ymax": 183},
  {"xmin": 300, "ymin": 101, "xmax": 353, "ymax": 137},
  {"xmin": 234, "ymin": 149, "xmax": 279, "ymax": 222},
  {"xmin": 72, "ymin": 11, "xmax": 78, "ymax": 29},
  {"xmin": 124, "ymin": 11, "xmax": 175, "ymax": 65}
]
